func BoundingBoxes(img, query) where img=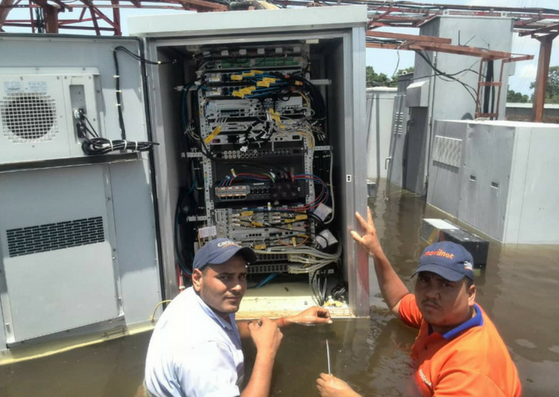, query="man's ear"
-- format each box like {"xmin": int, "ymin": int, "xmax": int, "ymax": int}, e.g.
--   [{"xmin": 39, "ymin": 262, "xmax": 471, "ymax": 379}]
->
[
  {"xmin": 192, "ymin": 269, "xmax": 203, "ymax": 292},
  {"xmin": 468, "ymin": 284, "xmax": 476, "ymax": 307}
]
